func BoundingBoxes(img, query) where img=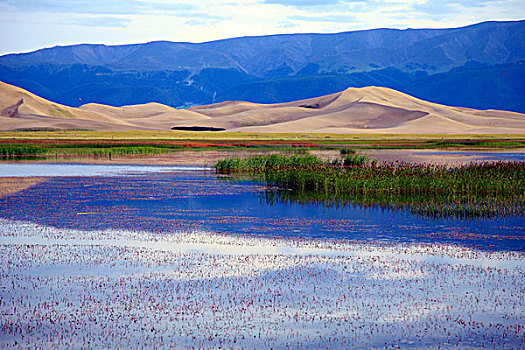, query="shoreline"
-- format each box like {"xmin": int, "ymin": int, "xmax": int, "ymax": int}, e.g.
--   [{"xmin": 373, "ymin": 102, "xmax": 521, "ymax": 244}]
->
[
  {"xmin": 1, "ymin": 147, "xmax": 524, "ymax": 167},
  {"xmin": 0, "ymin": 176, "xmax": 45, "ymax": 198}
]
